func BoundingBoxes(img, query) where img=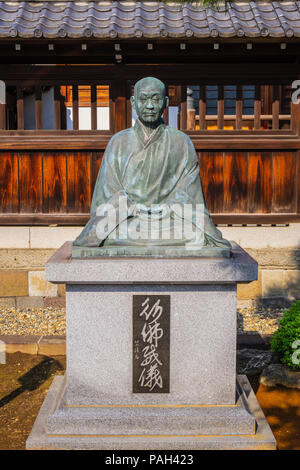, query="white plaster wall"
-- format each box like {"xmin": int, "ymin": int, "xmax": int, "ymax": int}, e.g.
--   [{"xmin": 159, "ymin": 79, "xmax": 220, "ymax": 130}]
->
[
  {"xmin": 67, "ymin": 106, "xmax": 110, "ymax": 130},
  {"xmin": 0, "ymin": 225, "xmax": 299, "ymax": 250}
]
